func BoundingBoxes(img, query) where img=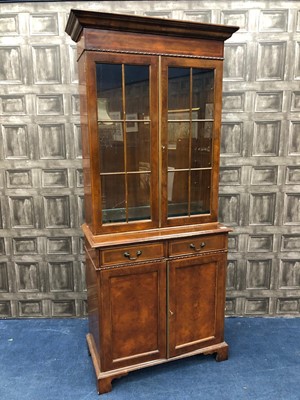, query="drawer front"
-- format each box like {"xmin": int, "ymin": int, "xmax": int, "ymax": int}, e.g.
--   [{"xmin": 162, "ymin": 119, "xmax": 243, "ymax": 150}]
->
[
  {"xmin": 169, "ymin": 234, "xmax": 226, "ymax": 257},
  {"xmin": 101, "ymin": 243, "xmax": 164, "ymax": 266}
]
